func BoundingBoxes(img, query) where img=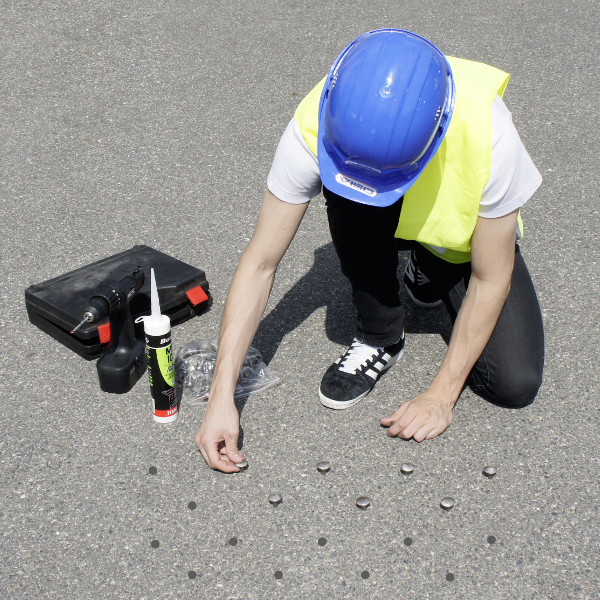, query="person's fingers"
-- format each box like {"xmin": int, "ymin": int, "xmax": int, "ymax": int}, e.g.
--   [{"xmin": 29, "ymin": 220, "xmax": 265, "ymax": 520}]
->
[
  {"xmin": 202, "ymin": 437, "xmax": 237, "ymax": 472},
  {"xmin": 426, "ymin": 427, "xmax": 444, "ymax": 440},
  {"xmin": 387, "ymin": 408, "xmax": 418, "ymax": 437},
  {"xmin": 222, "ymin": 428, "xmax": 244, "ymax": 464},
  {"xmin": 424, "ymin": 413, "xmax": 452, "ymax": 439},
  {"xmin": 195, "ymin": 429, "xmax": 213, "ymax": 466},
  {"xmin": 225, "ymin": 444, "xmax": 244, "ymax": 464},
  {"xmin": 197, "ymin": 444, "xmax": 211, "ymax": 468},
  {"xmin": 413, "ymin": 424, "xmax": 435, "ymax": 442},
  {"xmin": 215, "ymin": 441, "xmax": 244, "ymax": 470},
  {"xmin": 400, "ymin": 414, "xmax": 431, "ymax": 440},
  {"xmin": 214, "ymin": 456, "xmax": 241, "ymax": 473},
  {"xmin": 205, "ymin": 442, "xmax": 221, "ymax": 468},
  {"xmin": 380, "ymin": 402, "xmax": 409, "ymax": 426},
  {"xmin": 194, "ymin": 429, "xmax": 203, "ymax": 450},
  {"xmin": 385, "ymin": 418, "xmax": 402, "ymax": 436}
]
